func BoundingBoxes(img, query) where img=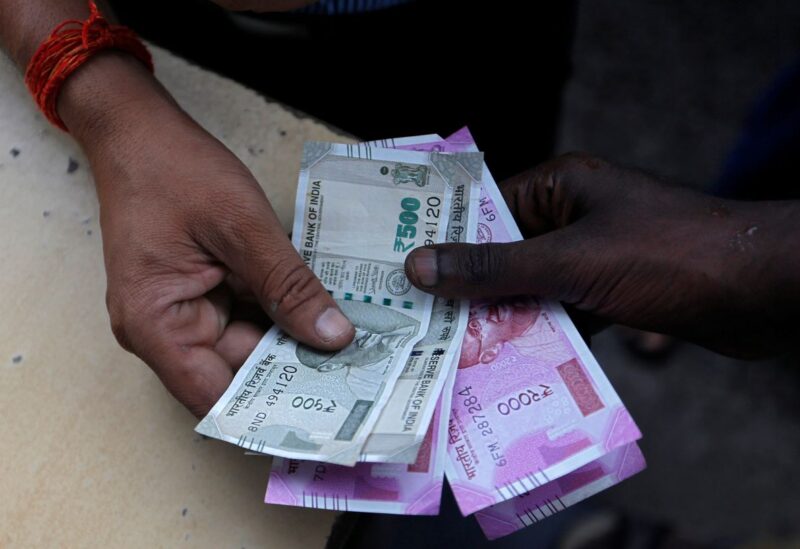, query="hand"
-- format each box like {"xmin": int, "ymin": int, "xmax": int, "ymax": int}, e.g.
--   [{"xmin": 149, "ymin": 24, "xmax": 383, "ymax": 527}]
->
[
  {"xmin": 61, "ymin": 55, "xmax": 354, "ymax": 416},
  {"xmin": 405, "ymin": 153, "xmax": 800, "ymax": 359}
]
